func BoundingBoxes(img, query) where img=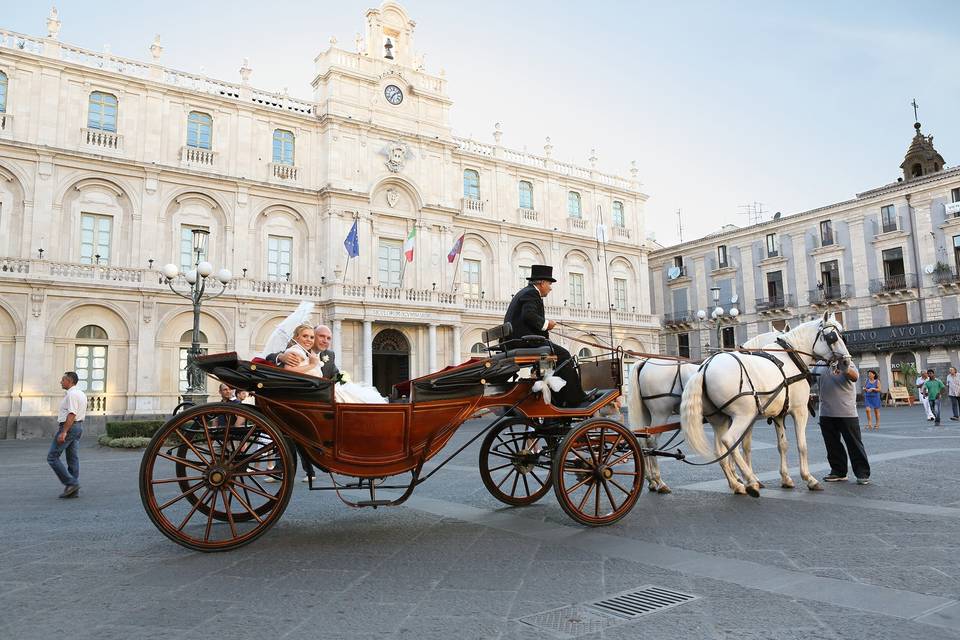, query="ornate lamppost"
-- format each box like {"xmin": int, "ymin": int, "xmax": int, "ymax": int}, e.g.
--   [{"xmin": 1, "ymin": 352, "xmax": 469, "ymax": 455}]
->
[
  {"xmin": 161, "ymin": 229, "xmax": 232, "ymax": 406},
  {"xmin": 704, "ymin": 285, "xmax": 739, "ymax": 351}
]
